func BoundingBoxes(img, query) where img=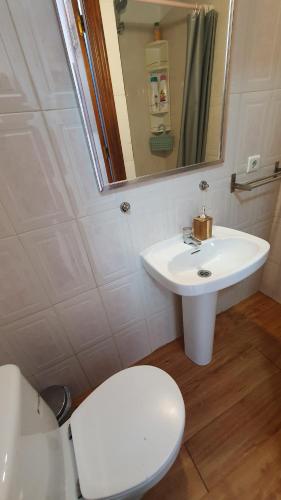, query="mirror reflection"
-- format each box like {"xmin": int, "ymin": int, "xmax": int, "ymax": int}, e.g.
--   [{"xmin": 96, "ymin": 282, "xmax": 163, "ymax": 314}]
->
[
  {"xmin": 101, "ymin": 0, "xmax": 232, "ymax": 179},
  {"xmin": 56, "ymin": 0, "xmax": 234, "ymax": 188}
]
